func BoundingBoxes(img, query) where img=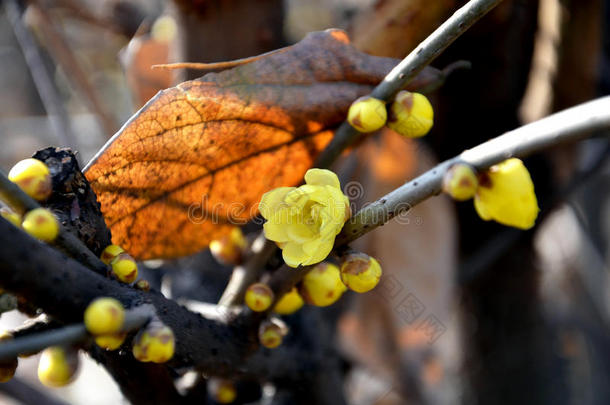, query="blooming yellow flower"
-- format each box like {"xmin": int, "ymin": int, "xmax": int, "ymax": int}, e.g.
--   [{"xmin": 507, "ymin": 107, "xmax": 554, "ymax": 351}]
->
[
  {"xmin": 474, "ymin": 158, "xmax": 539, "ymax": 229},
  {"xmin": 259, "ymin": 169, "xmax": 350, "ymax": 267}
]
